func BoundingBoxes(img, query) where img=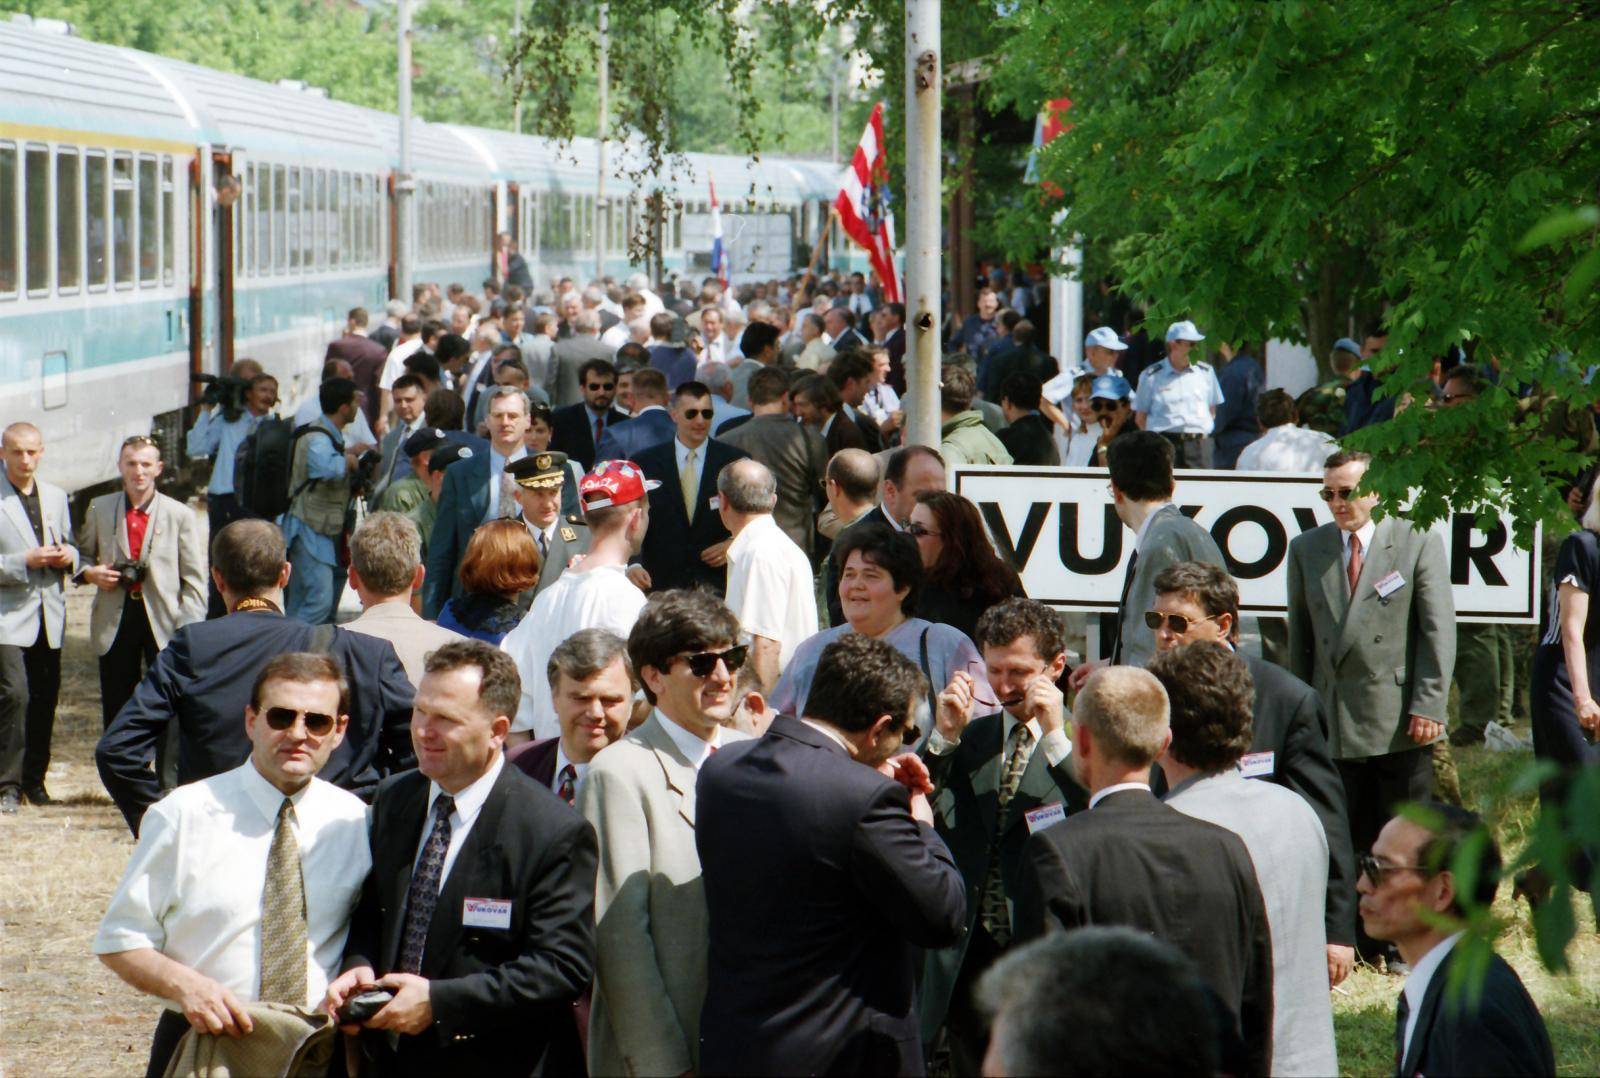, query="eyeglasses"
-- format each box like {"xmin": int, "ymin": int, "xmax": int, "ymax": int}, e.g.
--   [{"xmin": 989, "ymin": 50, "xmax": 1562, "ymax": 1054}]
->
[
  {"xmin": 1090, "ymin": 399, "xmax": 1122, "ymax": 413},
  {"xmin": 586, "ymin": 382, "xmax": 616, "ymax": 392},
  {"xmin": 1144, "ymin": 610, "xmax": 1221, "ymax": 634},
  {"xmin": 1319, "ymin": 487, "xmax": 1360, "ymax": 503},
  {"xmin": 121, "ymin": 434, "xmax": 159, "ymax": 449},
  {"xmin": 905, "ymin": 522, "xmax": 941, "ymax": 539},
  {"xmin": 264, "ymin": 706, "xmax": 337, "ymax": 737},
  {"xmin": 680, "ymin": 408, "xmax": 715, "ymax": 420},
  {"xmin": 678, "ymin": 645, "xmax": 748, "ymax": 679},
  {"xmin": 1358, "ymin": 852, "xmax": 1427, "ymax": 887}
]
